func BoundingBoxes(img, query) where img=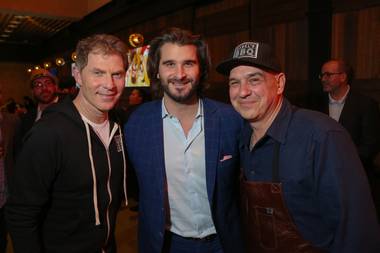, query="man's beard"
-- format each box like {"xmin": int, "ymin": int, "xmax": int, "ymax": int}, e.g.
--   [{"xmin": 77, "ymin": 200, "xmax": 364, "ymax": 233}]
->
[
  {"xmin": 162, "ymin": 77, "xmax": 199, "ymax": 103},
  {"xmin": 36, "ymin": 92, "xmax": 57, "ymax": 104}
]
